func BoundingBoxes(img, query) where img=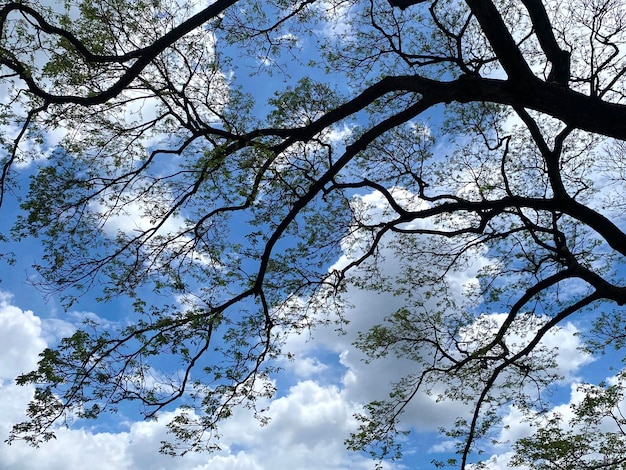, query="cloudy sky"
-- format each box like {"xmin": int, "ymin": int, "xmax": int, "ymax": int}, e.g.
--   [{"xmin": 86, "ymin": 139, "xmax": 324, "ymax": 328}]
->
[
  {"xmin": 1, "ymin": 1, "xmax": 626, "ymax": 469},
  {"xmin": 0, "ymin": 188, "xmax": 612, "ymax": 469}
]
